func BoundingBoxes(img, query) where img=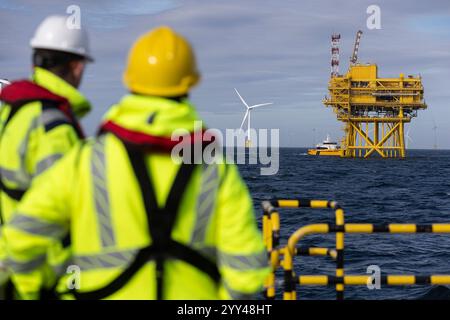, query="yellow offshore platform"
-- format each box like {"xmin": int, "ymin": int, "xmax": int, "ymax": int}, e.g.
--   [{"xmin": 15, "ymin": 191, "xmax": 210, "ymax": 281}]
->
[{"xmin": 321, "ymin": 31, "xmax": 427, "ymax": 158}]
